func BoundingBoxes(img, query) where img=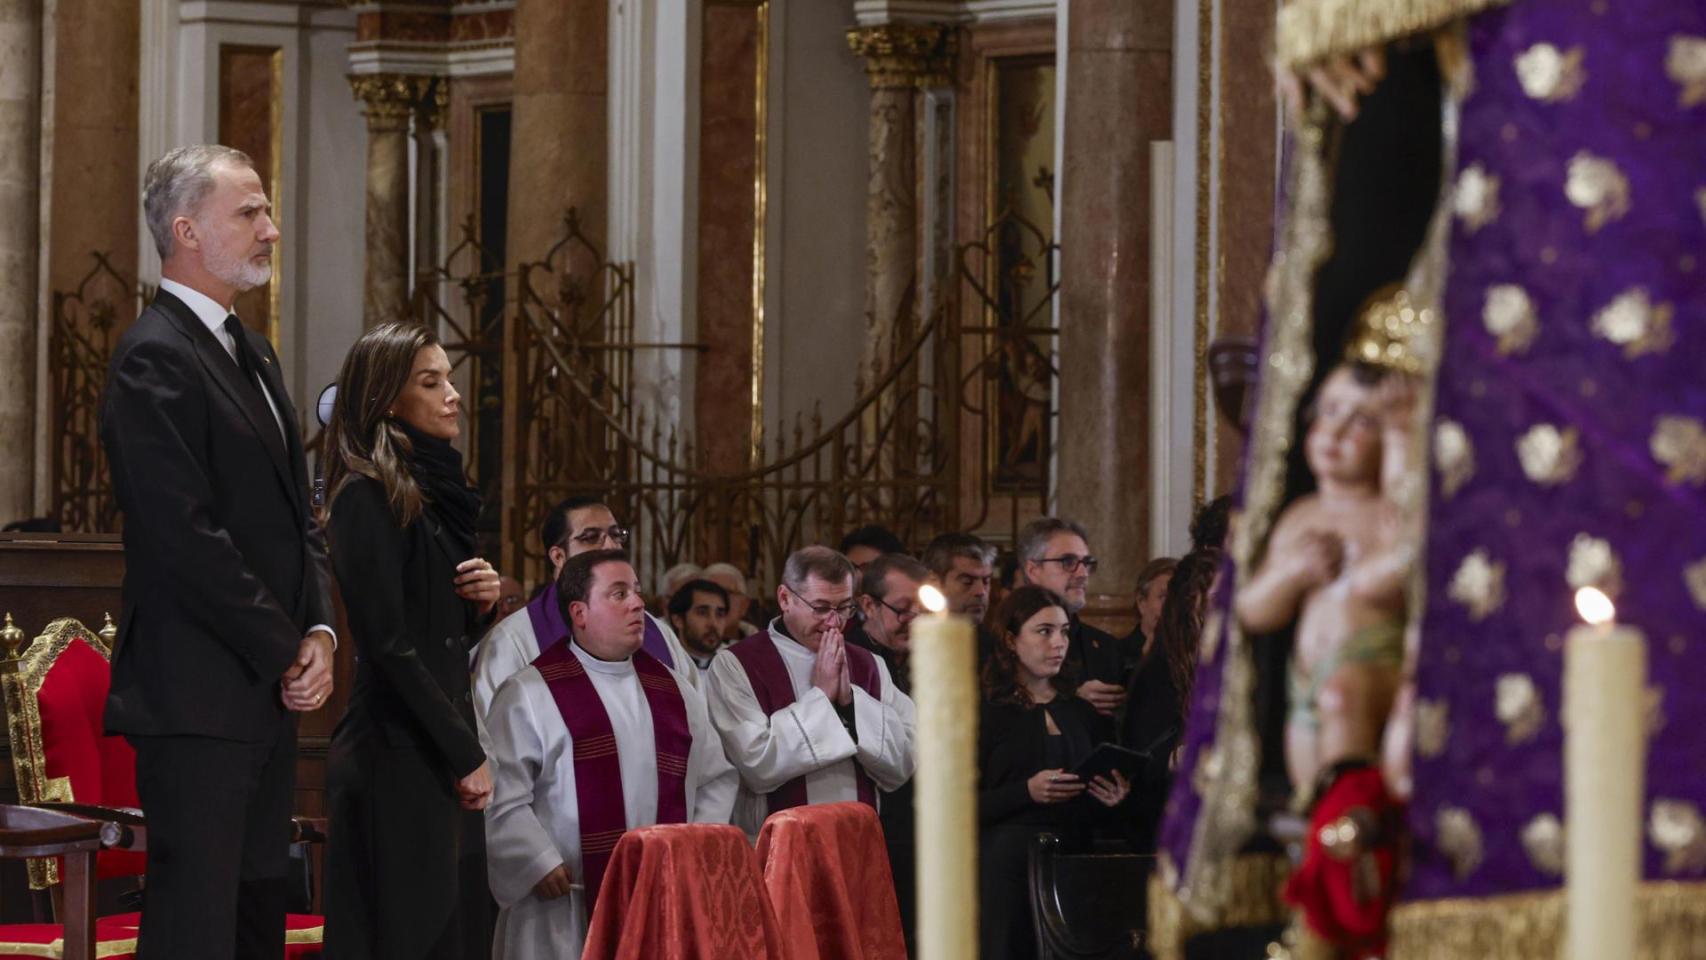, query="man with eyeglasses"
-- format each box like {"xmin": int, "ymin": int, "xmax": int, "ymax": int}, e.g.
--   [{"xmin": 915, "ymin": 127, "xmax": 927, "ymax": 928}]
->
[
  {"xmin": 1016, "ymin": 517, "xmax": 1128, "ymax": 718},
  {"xmin": 707, "ymin": 546, "xmax": 918, "ymax": 838},
  {"xmin": 473, "ymin": 497, "xmax": 698, "ymax": 740},
  {"xmin": 846, "ymin": 552, "xmax": 928, "ymax": 957}
]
